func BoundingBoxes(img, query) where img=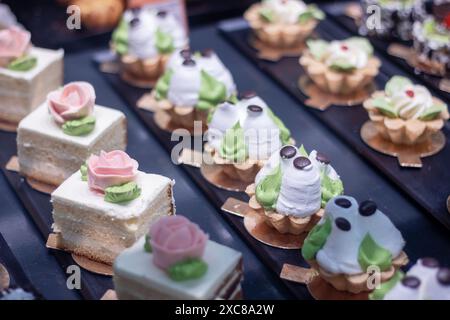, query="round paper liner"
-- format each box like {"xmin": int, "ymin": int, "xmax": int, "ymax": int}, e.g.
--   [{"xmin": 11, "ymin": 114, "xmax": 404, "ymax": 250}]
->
[
  {"xmin": 72, "ymin": 254, "xmax": 113, "ymax": 276},
  {"xmin": 26, "ymin": 177, "xmax": 58, "ymax": 195},
  {"xmin": 298, "ymin": 75, "xmax": 376, "ymax": 109},
  {"xmin": 243, "ymin": 209, "xmax": 305, "ymax": 249},
  {"xmin": 0, "ymin": 263, "xmax": 10, "ymax": 290},
  {"xmin": 248, "ymin": 35, "xmax": 306, "ymax": 61},
  {"xmin": 0, "ymin": 118, "xmax": 18, "ymax": 133},
  {"xmin": 120, "ymin": 71, "xmax": 157, "ymax": 89},
  {"xmin": 361, "ymin": 121, "xmax": 446, "ymax": 167},
  {"xmin": 200, "ymin": 161, "xmax": 249, "ymax": 192}
]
